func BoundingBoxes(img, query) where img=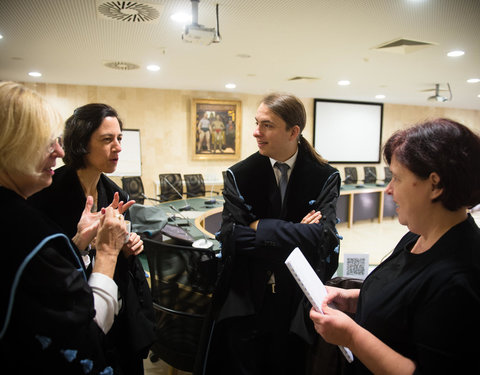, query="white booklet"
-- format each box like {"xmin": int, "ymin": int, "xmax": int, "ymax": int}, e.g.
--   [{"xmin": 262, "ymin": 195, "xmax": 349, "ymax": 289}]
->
[{"xmin": 285, "ymin": 247, "xmax": 354, "ymax": 363}]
